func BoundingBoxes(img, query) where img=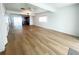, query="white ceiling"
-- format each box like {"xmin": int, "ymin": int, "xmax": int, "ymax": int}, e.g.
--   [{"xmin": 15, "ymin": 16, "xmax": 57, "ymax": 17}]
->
[
  {"xmin": 4, "ymin": 3, "xmax": 47, "ymax": 13},
  {"xmin": 46, "ymin": 3, "xmax": 73, "ymax": 9},
  {"xmin": 30, "ymin": 3, "xmax": 74, "ymax": 12},
  {"xmin": 4, "ymin": 3, "xmax": 74, "ymax": 14}
]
